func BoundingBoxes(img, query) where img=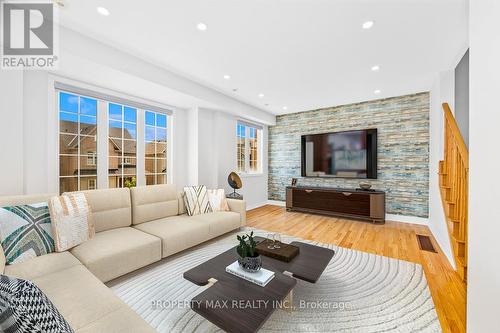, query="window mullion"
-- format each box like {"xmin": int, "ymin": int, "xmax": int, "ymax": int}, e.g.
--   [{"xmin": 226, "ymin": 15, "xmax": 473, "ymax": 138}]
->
[
  {"xmin": 96, "ymin": 100, "xmax": 108, "ymax": 189},
  {"xmin": 136, "ymin": 109, "xmax": 146, "ymax": 187}
]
